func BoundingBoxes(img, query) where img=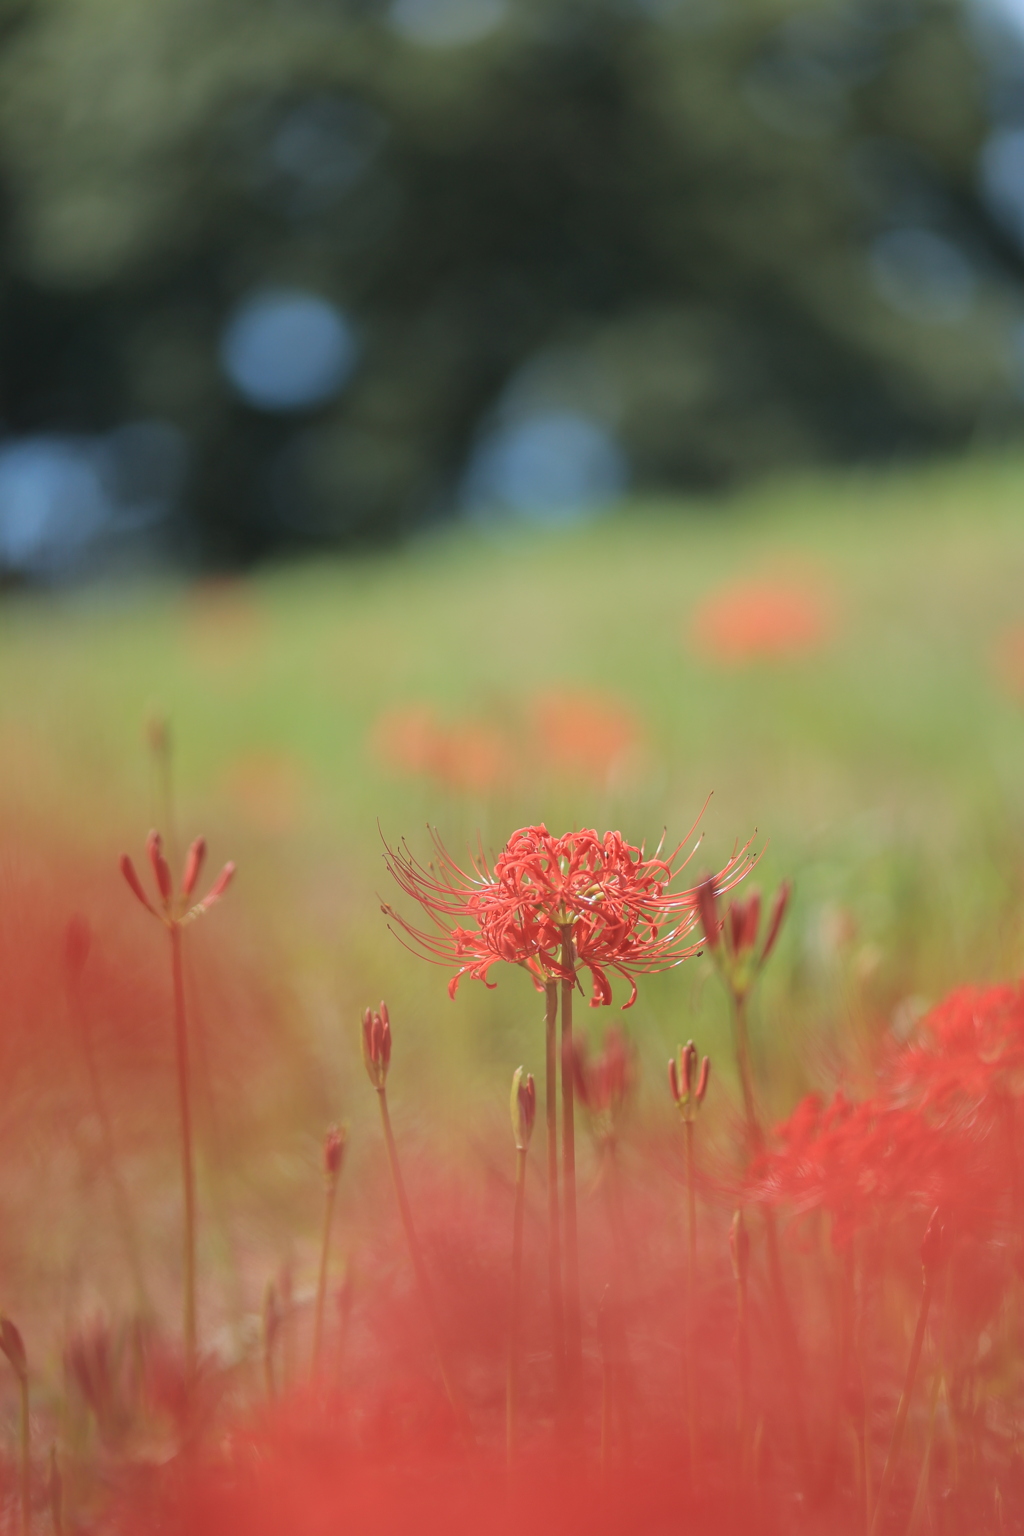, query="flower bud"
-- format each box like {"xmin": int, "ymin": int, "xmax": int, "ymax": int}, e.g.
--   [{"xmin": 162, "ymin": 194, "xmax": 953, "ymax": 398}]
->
[
  {"xmin": 695, "ymin": 1054, "xmax": 711, "ymax": 1106},
  {"xmin": 682, "ymin": 1040, "xmax": 698, "ymax": 1099},
  {"xmin": 696, "ymin": 876, "xmax": 721, "ymax": 950},
  {"xmin": 668, "ymin": 1056, "xmax": 681, "ymax": 1104},
  {"xmin": 0, "ymin": 1316, "xmax": 27, "ymax": 1382},
  {"xmin": 119, "ymin": 855, "xmax": 157, "ymax": 917},
  {"xmin": 146, "ymin": 830, "xmax": 173, "ymax": 905},
  {"xmin": 510, "ymin": 1066, "xmax": 536, "ymax": 1151},
  {"xmin": 198, "ymin": 862, "xmax": 235, "ymax": 912},
  {"xmin": 324, "ymin": 1125, "xmax": 347, "ymax": 1180},
  {"xmin": 361, "ymin": 1003, "xmax": 392, "ymax": 1090},
  {"xmin": 182, "ymin": 837, "xmax": 207, "ymax": 899},
  {"xmin": 760, "ymin": 880, "xmax": 792, "ymax": 967}
]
